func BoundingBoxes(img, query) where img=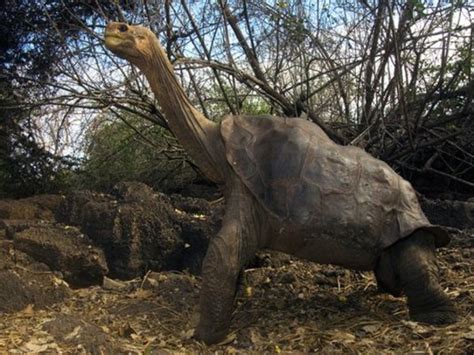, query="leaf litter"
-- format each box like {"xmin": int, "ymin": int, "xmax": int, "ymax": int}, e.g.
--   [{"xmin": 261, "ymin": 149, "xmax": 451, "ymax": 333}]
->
[{"xmin": 0, "ymin": 230, "xmax": 472, "ymax": 354}]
